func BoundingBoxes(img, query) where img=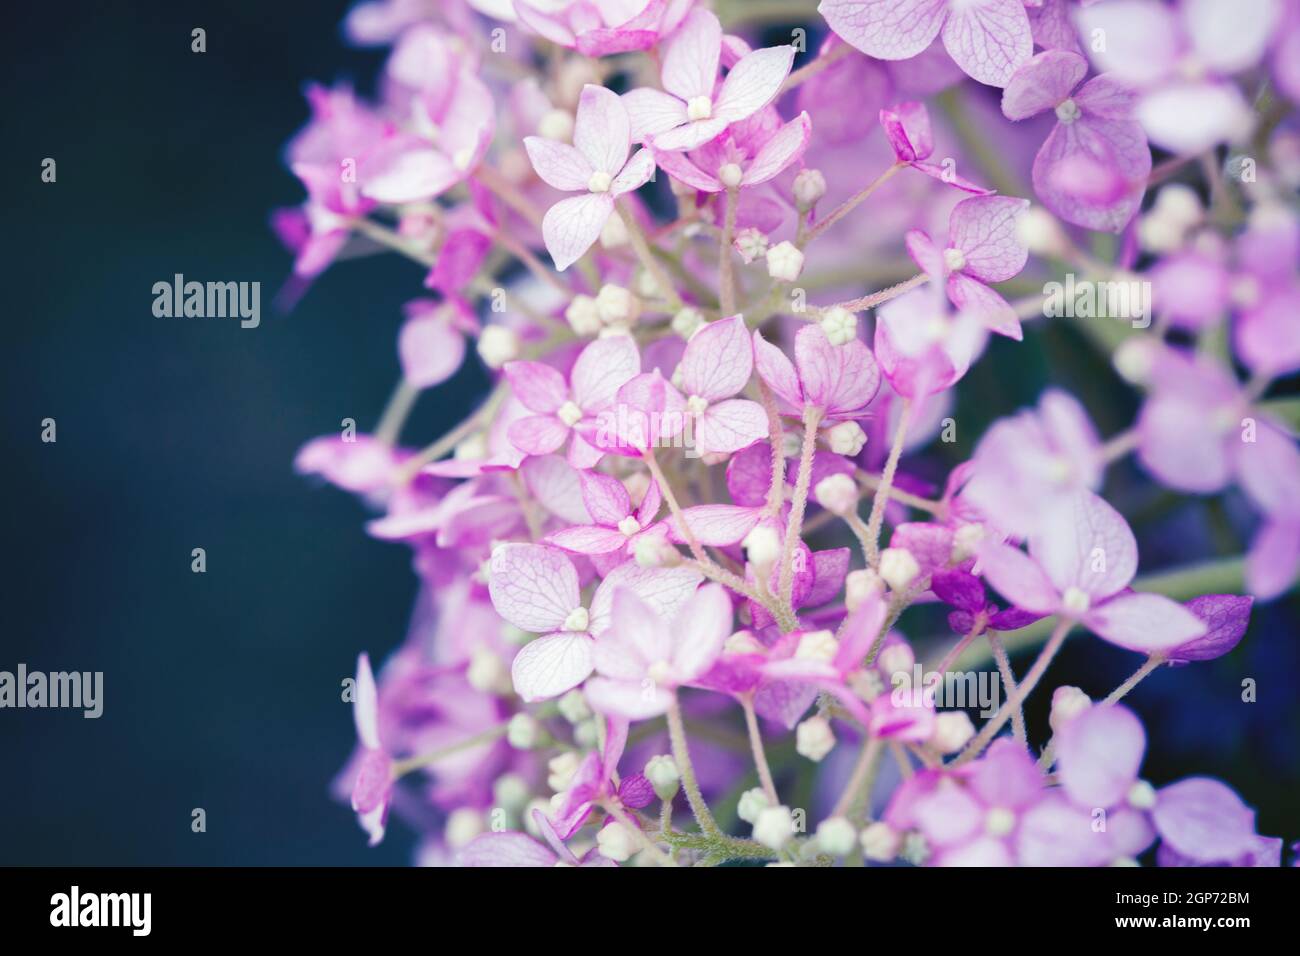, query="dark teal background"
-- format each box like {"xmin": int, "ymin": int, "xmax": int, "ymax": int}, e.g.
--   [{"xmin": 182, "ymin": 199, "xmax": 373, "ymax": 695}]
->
[{"xmin": 2, "ymin": 2, "xmax": 1296, "ymax": 864}]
